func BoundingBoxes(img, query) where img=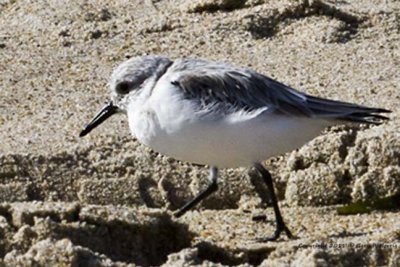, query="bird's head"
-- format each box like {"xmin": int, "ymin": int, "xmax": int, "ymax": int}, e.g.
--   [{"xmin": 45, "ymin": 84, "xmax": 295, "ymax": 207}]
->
[{"xmin": 79, "ymin": 55, "xmax": 172, "ymax": 137}]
